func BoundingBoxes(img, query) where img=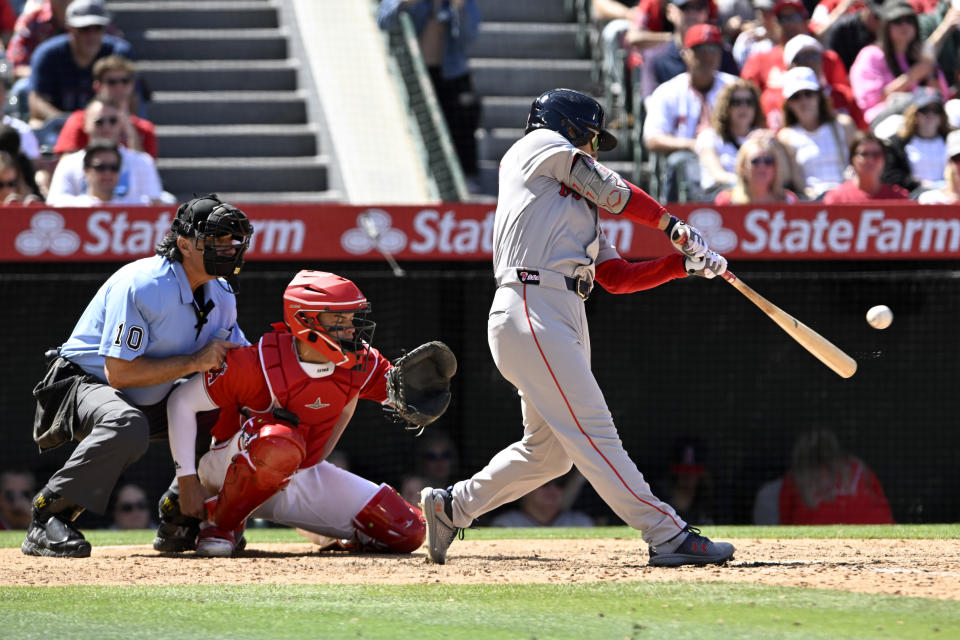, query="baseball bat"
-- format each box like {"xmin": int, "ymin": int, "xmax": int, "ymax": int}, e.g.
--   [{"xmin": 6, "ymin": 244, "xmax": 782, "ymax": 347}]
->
[{"xmin": 719, "ymin": 270, "xmax": 857, "ymax": 378}]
